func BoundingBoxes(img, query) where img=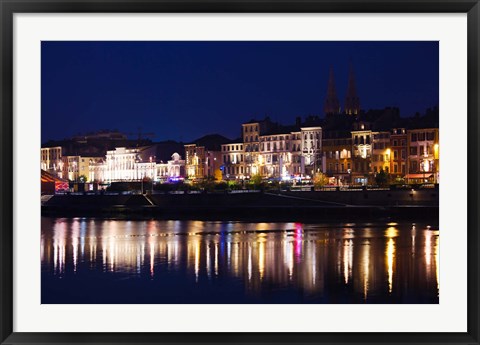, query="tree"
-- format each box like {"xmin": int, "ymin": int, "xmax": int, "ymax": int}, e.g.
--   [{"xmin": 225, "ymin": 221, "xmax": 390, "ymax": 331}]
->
[
  {"xmin": 375, "ymin": 169, "xmax": 390, "ymax": 187},
  {"xmin": 249, "ymin": 173, "xmax": 263, "ymax": 190},
  {"xmin": 78, "ymin": 175, "xmax": 88, "ymax": 183},
  {"xmin": 313, "ymin": 172, "xmax": 329, "ymax": 189}
]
